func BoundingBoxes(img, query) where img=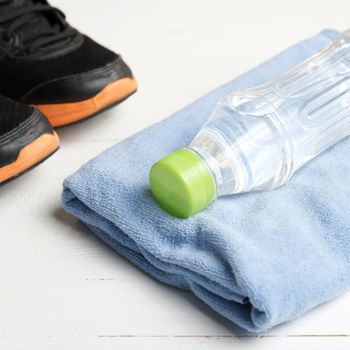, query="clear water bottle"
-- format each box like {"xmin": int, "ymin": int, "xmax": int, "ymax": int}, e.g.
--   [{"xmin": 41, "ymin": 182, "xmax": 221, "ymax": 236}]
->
[{"xmin": 150, "ymin": 30, "xmax": 350, "ymax": 218}]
